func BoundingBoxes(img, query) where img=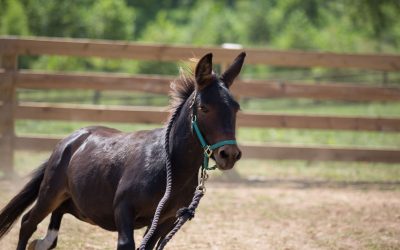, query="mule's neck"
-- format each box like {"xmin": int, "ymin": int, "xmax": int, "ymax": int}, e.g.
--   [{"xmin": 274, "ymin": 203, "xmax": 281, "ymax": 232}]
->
[{"xmin": 167, "ymin": 93, "xmax": 203, "ymax": 183}]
